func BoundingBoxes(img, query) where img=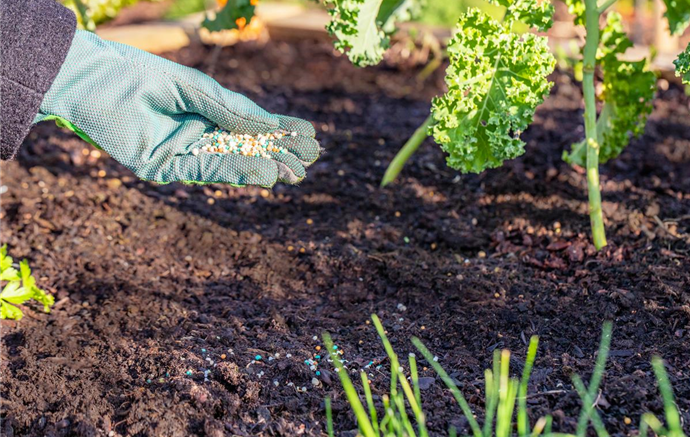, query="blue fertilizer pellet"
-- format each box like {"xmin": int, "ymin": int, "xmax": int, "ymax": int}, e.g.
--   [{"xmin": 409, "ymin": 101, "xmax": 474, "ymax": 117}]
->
[
  {"xmin": 316, "ymin": 371, "xmax": 321, "ymax": 376},
  {"xmin": 255, "ymin": 355, "xmax": 262, "ymax": 361},
  {"xmin": 333, "ymin": 345, "xmax": 338, "ymax": 350},
  {"xmin": 202, "ymin": 348, "xmax": 207, "ymax": 353},
  {"xmin": 146, "ymin": 379, "xmax": 151, "ymax": 383},
  {"xmin": 186, "ymin": 370, "xmax": 193, "ymax": 376},
  {"xmin": 315, "ymin": 355, "xmax": 321, "ymax": 359}
]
